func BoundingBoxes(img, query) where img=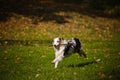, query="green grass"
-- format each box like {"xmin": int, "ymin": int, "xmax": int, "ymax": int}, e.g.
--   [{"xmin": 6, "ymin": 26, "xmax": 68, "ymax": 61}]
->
[
  {"xmin": 0, "ymin": 40, "xmax": 119, "ymax": 80},
  {"xmin": 0, "ymin": 1, "xmax": 120, "ymax": 79}
]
